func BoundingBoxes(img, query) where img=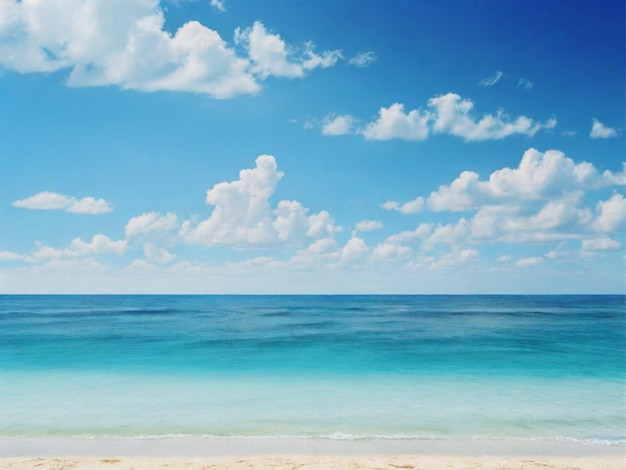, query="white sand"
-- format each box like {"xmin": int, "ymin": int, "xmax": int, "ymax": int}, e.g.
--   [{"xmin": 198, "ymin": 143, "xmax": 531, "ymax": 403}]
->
[
  {"xmin": 1, "ymin": 455, "xmax": 625, "ymax": 469},
  {"xmin": 1, "ymin": 437, "xmax": 624, "ymax": 469}
]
